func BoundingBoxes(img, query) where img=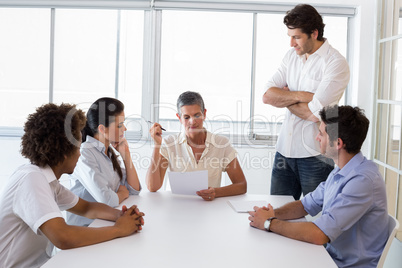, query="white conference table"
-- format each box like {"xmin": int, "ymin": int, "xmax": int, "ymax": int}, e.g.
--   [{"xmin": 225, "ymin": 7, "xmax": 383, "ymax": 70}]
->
[{"xmin": 43, "ymin": 191, "xmax": 336, "ymax": 268}]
